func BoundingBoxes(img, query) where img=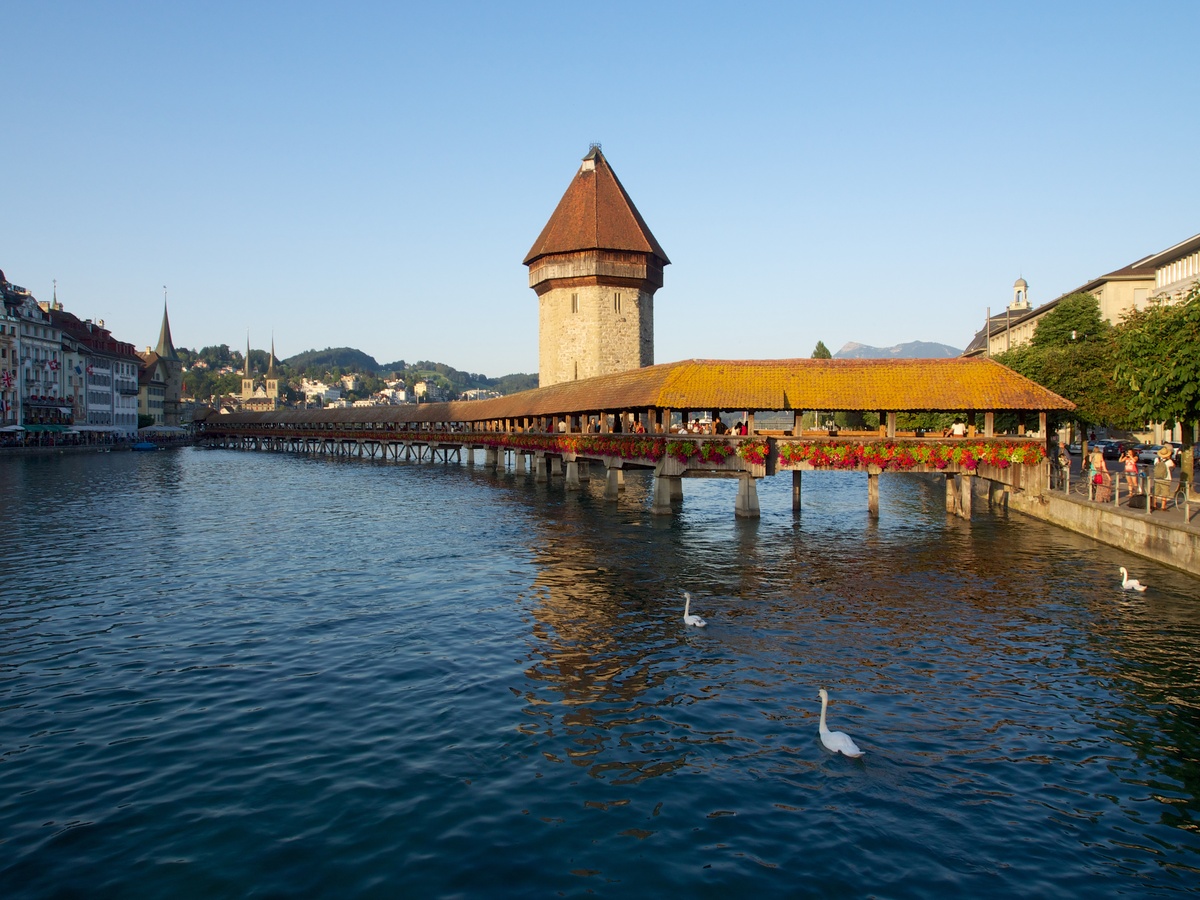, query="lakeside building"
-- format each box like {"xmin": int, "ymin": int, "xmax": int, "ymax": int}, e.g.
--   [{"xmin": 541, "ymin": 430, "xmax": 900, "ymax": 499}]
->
[
  {"xmin": 1, "ymin": 267, "xmax": 184, "ymax": 437},
  {"xmin": 48, "ymin": 306, "xmax": 142, "ymax": 437},
  {"xmin": 1, "ymin": 300, "xmax": 17, "ymax": 427},
  {"xmin": 963, "ymin": 231, "xmax": 1199, "ymax": 358}
]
